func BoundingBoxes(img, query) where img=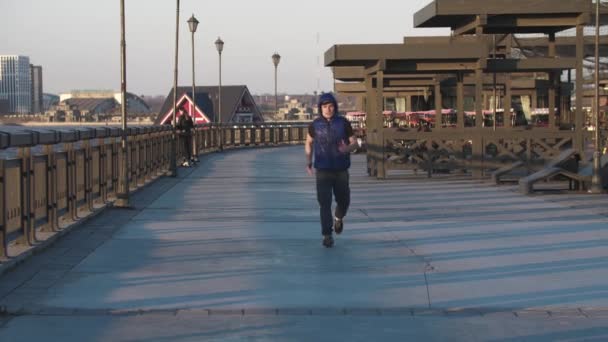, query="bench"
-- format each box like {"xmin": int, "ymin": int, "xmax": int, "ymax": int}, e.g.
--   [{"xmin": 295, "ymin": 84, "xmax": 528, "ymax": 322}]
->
[
  {"xmin": 519, "ymin": 152, "xmax": 608, "ymax": 194},
  {"xmin": 492, "ymin": 160, "xmax": 525, "ymax": 184},
  {"xmin": 493, "ymin": 148, "xmax": 579, "ymax": 185}
]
